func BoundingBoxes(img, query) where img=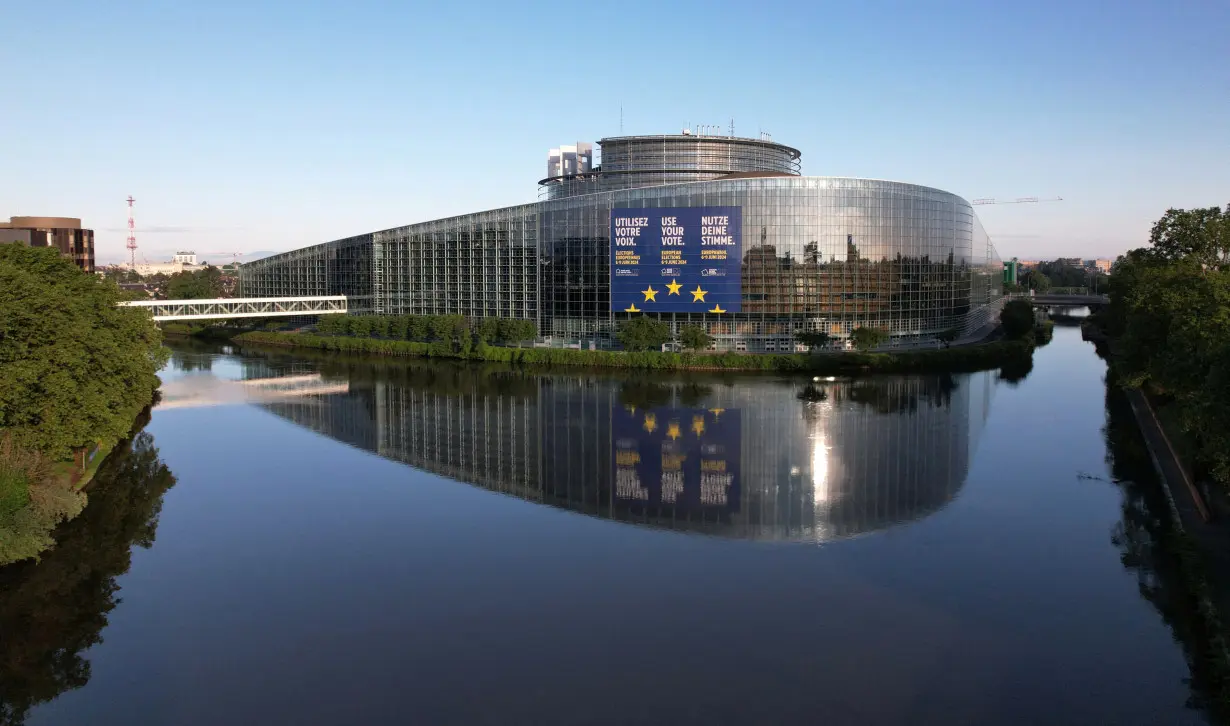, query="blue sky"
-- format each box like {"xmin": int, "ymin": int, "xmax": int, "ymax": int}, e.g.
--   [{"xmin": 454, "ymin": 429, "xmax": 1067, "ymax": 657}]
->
[{"xmin": 2, "ymin": 0, "xmax": 1226, "ymax": 264}]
